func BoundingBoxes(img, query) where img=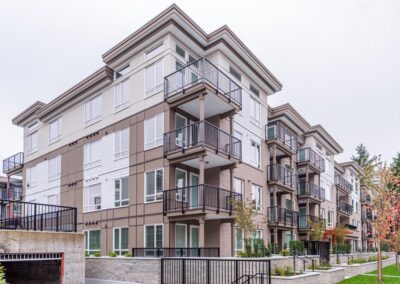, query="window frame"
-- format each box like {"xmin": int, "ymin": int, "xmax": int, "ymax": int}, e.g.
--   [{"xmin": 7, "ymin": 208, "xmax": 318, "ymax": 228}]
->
[
  {"xmin": 145, "ymin": 58, "xmax": 164, "ymax": 98},
  {"xmin": 83, "ymin": 183, "xmax": 102, "ymax": 212},
  {"xmin": 144, "ymin": 113, "xmax": 164, "ymax": 150},
  {"xmin": 114, "ymin": 64, "xmax": 130, "ymax": 80},
  {"xmin": 328, "ymin": 211, "xmax": 334, "ymax": 227},
  {"xmin": 114, "ymin": 177, "xmax": 129, "ymax": 208},
  {"xmin": 84, "ymin": 140, "xmax": 102, "ymax": 170},
  {"xmin": 250, "ymin": 140, "xmax": 261, "ymax": 169},
  {"xmin": 145, "ymin": 42, "xmax": 164, "ymax": 61},
  {"xmin": 26, "ymin": 131, "xmax": 38, "ymax": 155},
  {"xmin": 26, "ymin": 166, "xmax": 37, "ymax": 188},
  {"xmin": 249, "ymin": 96, "xmax": 261, "ymax": 125},
  {"xmin": 48, "ymin": 117, "xmax": 62, "ymax": 145},
  {"xmin": 85, "ymin": 230, "xmax": 101, "ymax": 255},
  {"xmin": 234, "ymin": 228, "xmax": 244, "ymax": 253},
  {"xmin": 144, "ymin": 224, "xmax": 163, "ymax": 248},
  {"xmin": 114, "ymin": 78, "xmax": 130, "ymax": 113},
  {"xmin": 144, "ymin": 168, "xmax": 164, "ymax": 203},
  {"xmin": 251, "ymin": 184, "xmax": 262, "ymax": 212},
  {"xmin": 234, "ymin": 178, "xmax": 244, "ymax": 195},
  {"xmin": 113, "ymin": 227, "xmax": 129, "ymax": 256},
  {"xmin": 114, "ymin": 128, "xmax": 129, "ymax": 160},
  {"xmin": 48, "ymin": 155, "xmax": 61, "ymax": 181},
  {"xmin": 84, "ymin": 95, "xmax": 103, "ymax": 126}
]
